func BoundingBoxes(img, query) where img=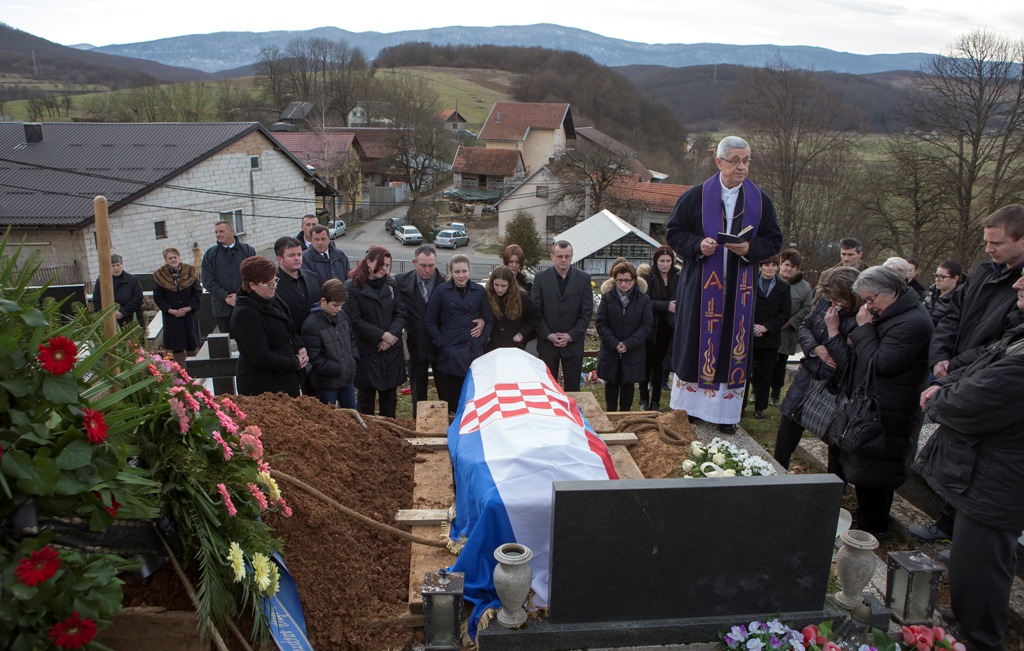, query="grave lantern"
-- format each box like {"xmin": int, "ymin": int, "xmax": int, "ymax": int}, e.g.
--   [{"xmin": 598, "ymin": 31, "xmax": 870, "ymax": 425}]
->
[
  {"xmin": 422, "ymin": 569, "xmax": 464, "ymax": 650},
  {"xmin": 885, "ymin": 550, "xmax": 944, "ymax": 624}
]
